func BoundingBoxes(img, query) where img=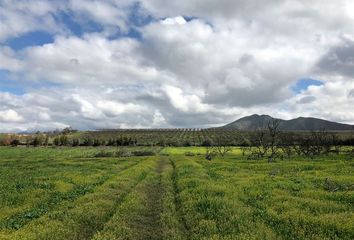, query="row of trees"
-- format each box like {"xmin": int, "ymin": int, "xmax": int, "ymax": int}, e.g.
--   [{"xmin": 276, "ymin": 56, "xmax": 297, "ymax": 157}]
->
[
  {"xmin": 53, "ymin": 136, "xmax": 138, "ymax": 147},
  {"xmin": 0, "ymin": 135, "xmax": 140, "ymax": 147},
  {"xmin": 1, "ymin": 124, "xmax": 353, "ymax": 162},
  {"xmin": 205, "ymin": 119, "xmax": 351, "ymax": 161},
  {"xmin": 251, "ymin": 120, "xmax": 345, "ymax": 161}
]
